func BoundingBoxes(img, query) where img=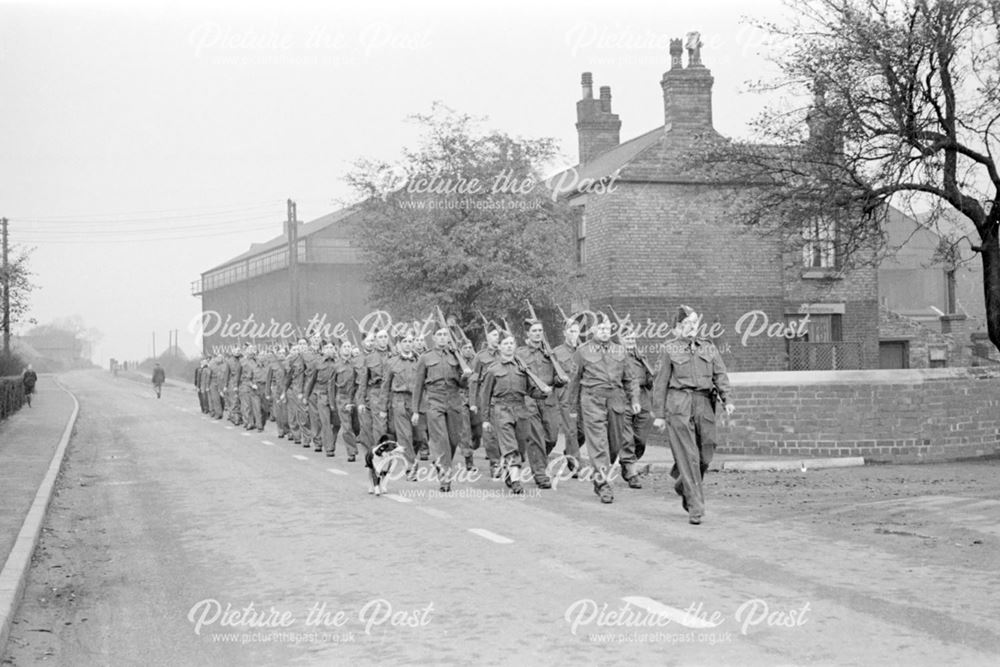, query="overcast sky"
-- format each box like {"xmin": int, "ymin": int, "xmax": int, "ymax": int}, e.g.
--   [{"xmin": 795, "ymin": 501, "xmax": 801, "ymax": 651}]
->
[{"xmin": 1, "ymin": 0, "xmax": 795, "ymax": 365}]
